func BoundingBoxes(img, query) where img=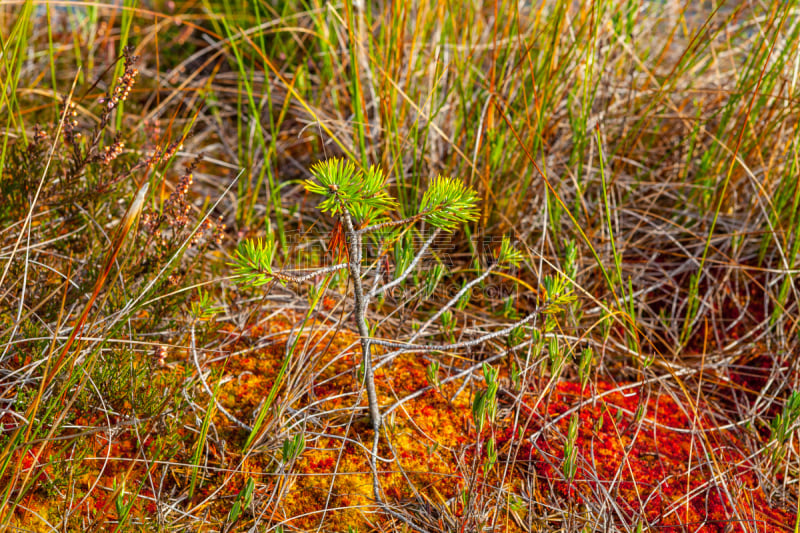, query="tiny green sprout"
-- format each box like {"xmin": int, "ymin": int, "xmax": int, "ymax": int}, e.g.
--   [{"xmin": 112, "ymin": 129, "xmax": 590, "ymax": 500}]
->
[
  {"xmin": 440, "ymin": 309, "xmax": 454, "ymax": 330},
  {"xmin": 578, "ymin": 347, "xmax": 593, "ymax": 390},
  {"xmin": 510, "ymin": 359, "xmax": 521, "ymax": 390},
  {"xmin": 542, "ymin": 274, "xmax": 558, "ymax": 300},
  {"xmin": 113, "ymin": 478, "xmax": 126, "ymax": 519},
  {"xmin": 456, "ymin": 280, "xmax": 472, "ymax": 310},
  {"xmin": 440, "ymin": 310, "xmax": 456, "ymax": 343},
  {"xmin": 772, "ymin": 390, "xmax": 800, "ymax": 443},
  {"xmin": 568, "ymin": 411, "xmax": 579, "ymax": 441},
  {"xmin": 482, "ymin": 362, "xmax": 499, "ymax": 421},
  {"xmin": 483, "ymin": 361, "xmax": 499, "ymax": 384},
  {"xmin": 394, "ymin": 233, "xmax": 415, "ymax": 282},
  {"xmin": 496, "ymin": 235, "xmax": 524, "ymax": 268},
  {"xmin": 769, "ymin": 390, "xmax": 800, "ymax": 466},
  {"xmin": 426, "ymin": 360, "xmax": 441, "ymax": 391},
  {"xmin": 507, "ymin": 325, "xmax": 524, "ymax": 348},
  {"xmin": 593, "ymin": 412, "xmax": 604, "ymax": 433},
  {"xmin": 111, "ymin": 477, "xmax": 135, "ymax": 526},
  {"xmin": 541, "ymin": 274, "xmax": 577, "ymax": 308},
  {"xmin": 530, "ymin": 329, "xmax": 543, "ymax": 359},
  {"xmin": 473, "ymin": 390, "xmax": 488, "ymax": 433},
  {"xmin": 190, "ymin": 288, "xmax": 221, "ymax": 321},
  {"xmin": 227, "ymin": 477, "xmax": 255, "ymax": 525},
  {"xmin": 563, "ymin": 239, "xmax": 577, "ymax": 280},
  {"xmin": 281, "ymin": 434, "xmax": 306, "ymax": 463},
  {"xmin": 485, "ymin": 436, "xmax": 497, "ymax": 470},
  {"xmin": 548, "ymin": 274, "xmax": 569, "ymax": 299},
  {"xmin": 503, "ymin": 296, "xmax": 518, "ymax": 319},
  {"xmin": 634, "ymin": 402, "xmax": 646, "ymax": 423},
  {"xmin": 562, "ymin": 413, "xmax": 579, "ymax": 481},
  {"xmin": 548, "ymin": 337, "xmax": 564, "ymax": 375},
  {"xmin": 425, "ymin": 262, "xmax": 445, "ymax": 298}
]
